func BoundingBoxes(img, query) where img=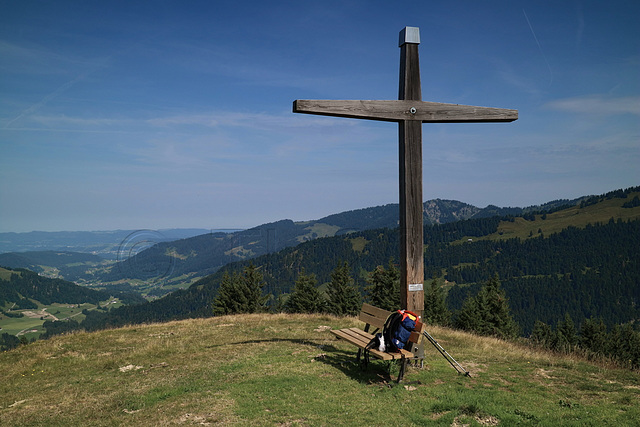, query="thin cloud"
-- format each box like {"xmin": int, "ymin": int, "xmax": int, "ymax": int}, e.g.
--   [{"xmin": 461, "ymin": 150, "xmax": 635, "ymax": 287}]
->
[
  {"xmin": 145, "ymin": 111, "xmax": 358, "ymax": 130},
  {"xmin": 546, "ymin": 95, "xmax": 640, "ymax": 116}
]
